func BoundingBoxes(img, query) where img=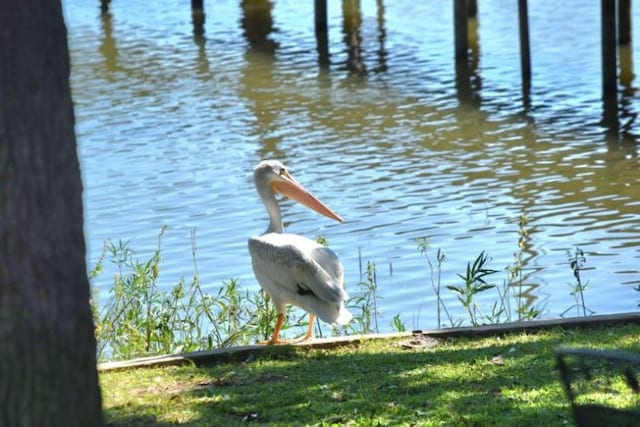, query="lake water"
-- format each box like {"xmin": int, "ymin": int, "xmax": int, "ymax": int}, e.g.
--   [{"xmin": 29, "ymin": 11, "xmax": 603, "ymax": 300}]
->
[{"xmin": 63, "ymin": 0, "xmax": 640, "ymax": 333}]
